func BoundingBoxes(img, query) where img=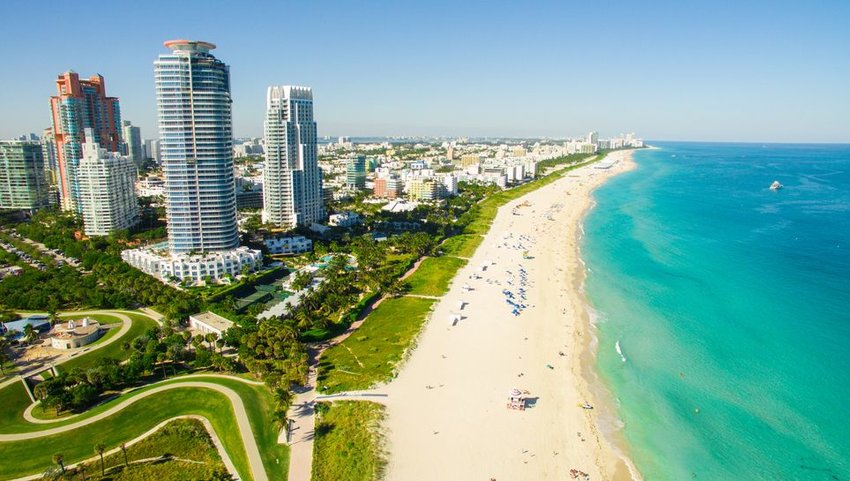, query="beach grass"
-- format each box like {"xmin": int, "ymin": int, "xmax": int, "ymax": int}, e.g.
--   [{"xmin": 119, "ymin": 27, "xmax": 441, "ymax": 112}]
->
[
  {"xmin": 318, "ymin": 297, "xmax": 435, "ymax": 393},
  {"xmin": 311, "ymin": 401, "xmax": 386, "ymax": 481},
  {"xmin": 403, "ymin": 256, "xmax": 467, "ymax": 297},
  {"xmin": 0, "ymin": 376, "xmax": 287, "ymax": 481}
]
